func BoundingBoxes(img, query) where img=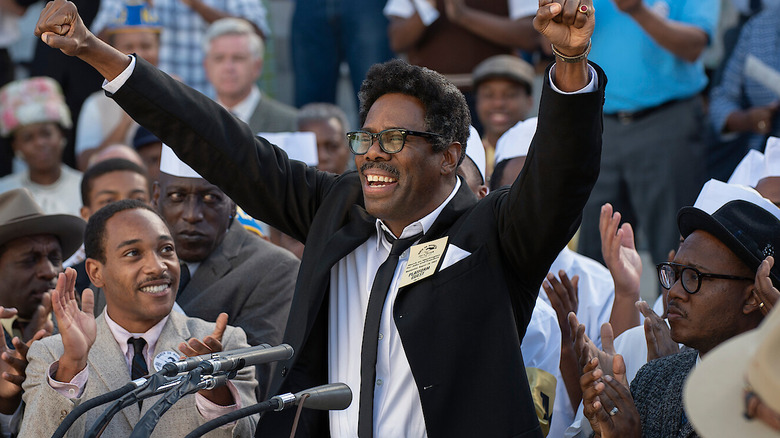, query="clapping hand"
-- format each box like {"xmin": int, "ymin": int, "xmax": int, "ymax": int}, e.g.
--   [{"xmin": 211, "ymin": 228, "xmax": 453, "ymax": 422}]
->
[
  {"xmin": 52, "ymin": 268, "xmax": 96, "ymax": 382},
  {"xmin": 753, "ymin": 256, "xmax": 780, "ymax": 316},
  {"xmin": 179, "ymin": 313, "xmax": 234, "ymax": 406}
]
